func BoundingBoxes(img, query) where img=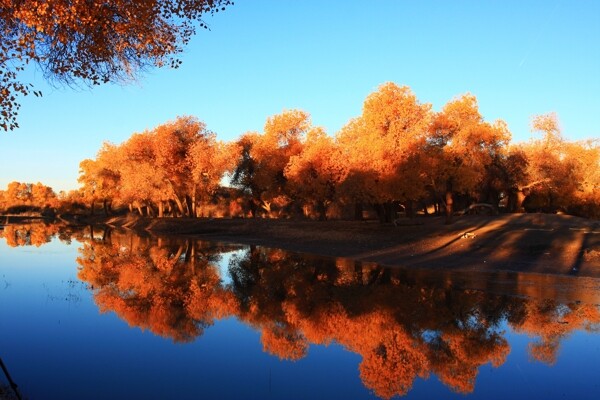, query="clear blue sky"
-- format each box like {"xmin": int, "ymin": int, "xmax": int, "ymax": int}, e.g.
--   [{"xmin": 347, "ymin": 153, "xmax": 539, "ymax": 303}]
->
[{"xmin": 1, "ymin": 0, "xmax": 598, "ymax": 193}]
